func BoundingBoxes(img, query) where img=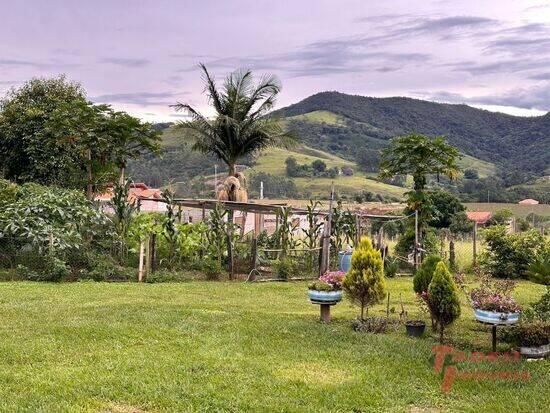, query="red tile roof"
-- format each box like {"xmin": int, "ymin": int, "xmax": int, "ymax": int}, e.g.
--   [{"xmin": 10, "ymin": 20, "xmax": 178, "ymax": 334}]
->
[{"xmin": 466, "ymin": 211, "xmax": 492, "ymax": 224}]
